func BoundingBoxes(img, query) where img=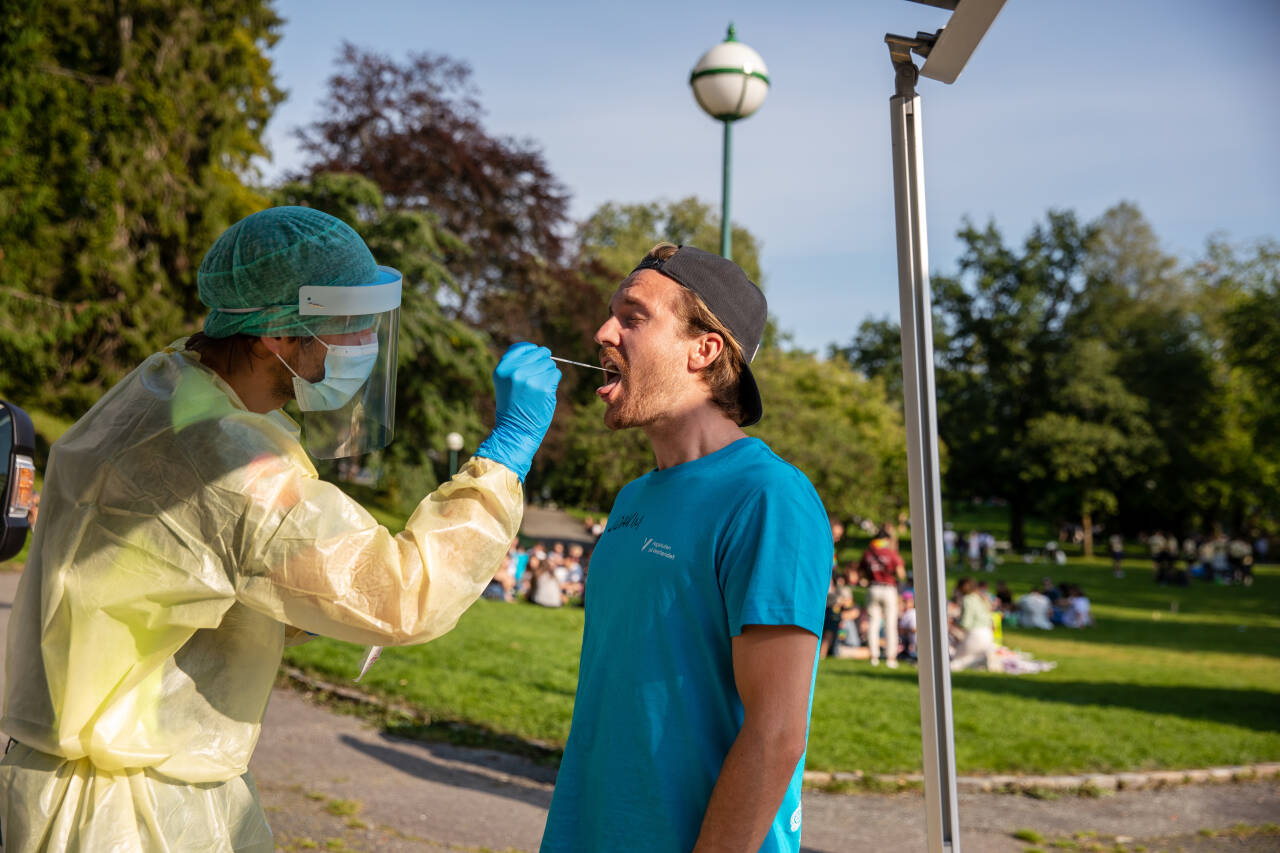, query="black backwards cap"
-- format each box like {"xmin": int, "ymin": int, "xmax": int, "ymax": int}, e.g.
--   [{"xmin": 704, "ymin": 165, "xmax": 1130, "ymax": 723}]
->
[{"xmin": 631, "ymin": 246, "xmax": 767, "ymax": 427}]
